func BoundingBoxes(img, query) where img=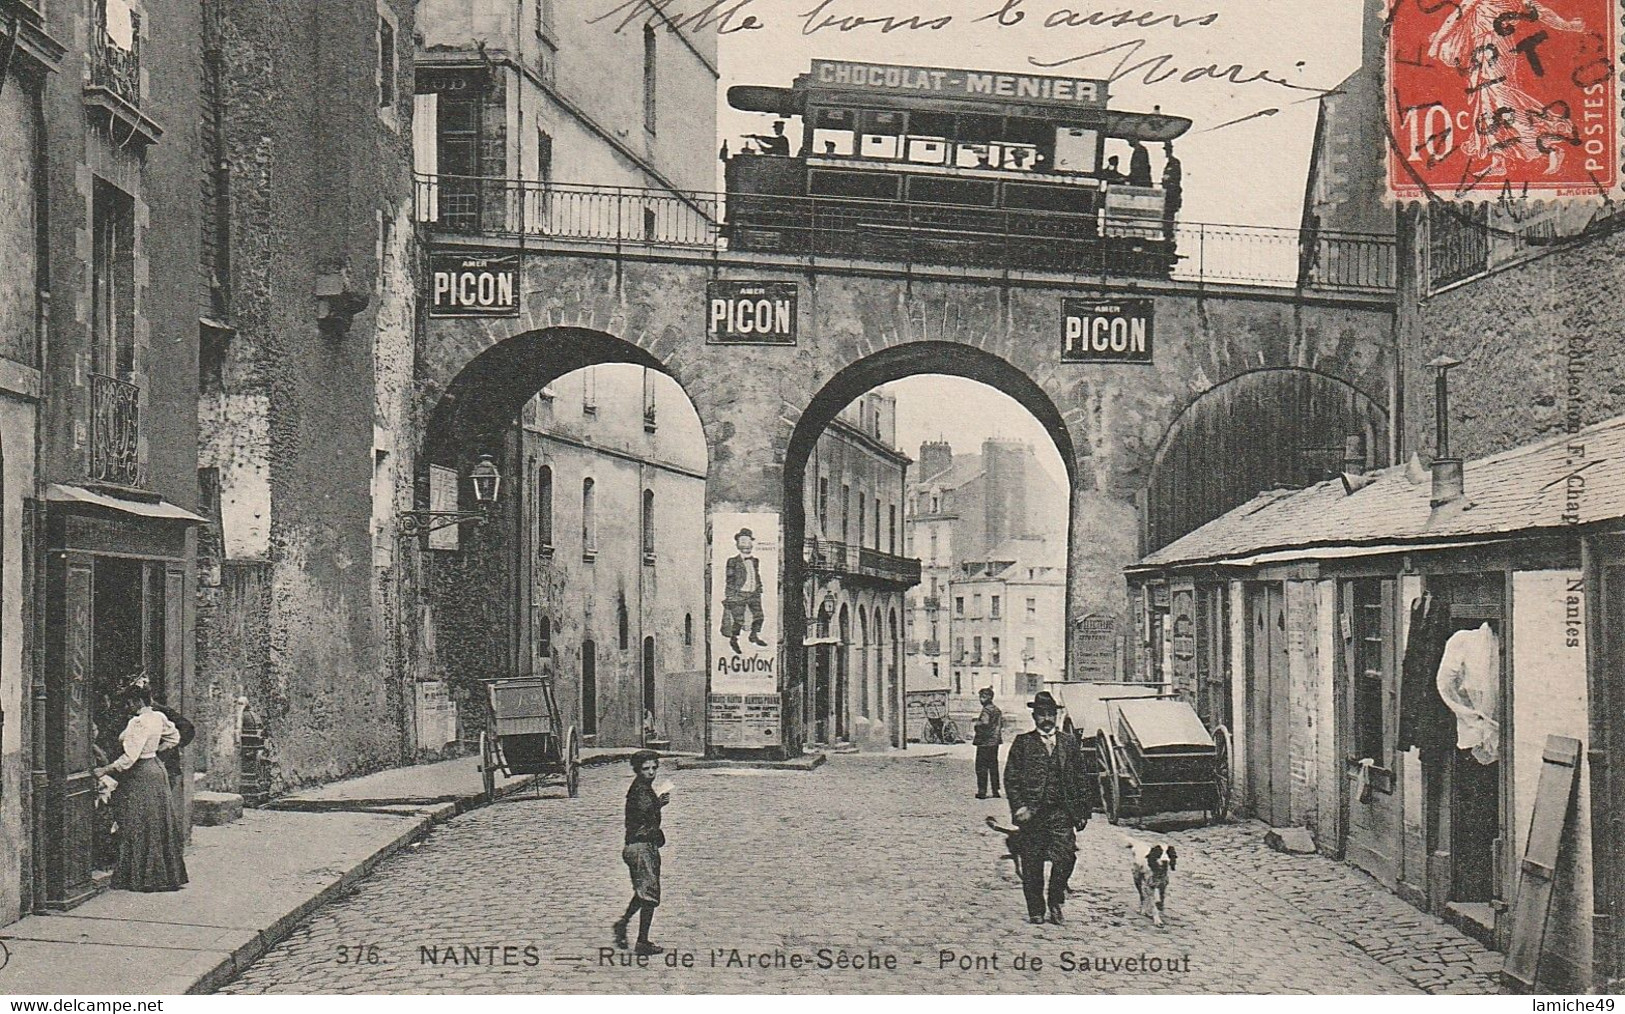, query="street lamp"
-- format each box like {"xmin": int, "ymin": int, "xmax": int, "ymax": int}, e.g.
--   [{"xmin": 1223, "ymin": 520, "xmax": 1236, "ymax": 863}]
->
[{"xmin": 398, "ymin": 455, "xmax": 502, "ymax": 536}]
